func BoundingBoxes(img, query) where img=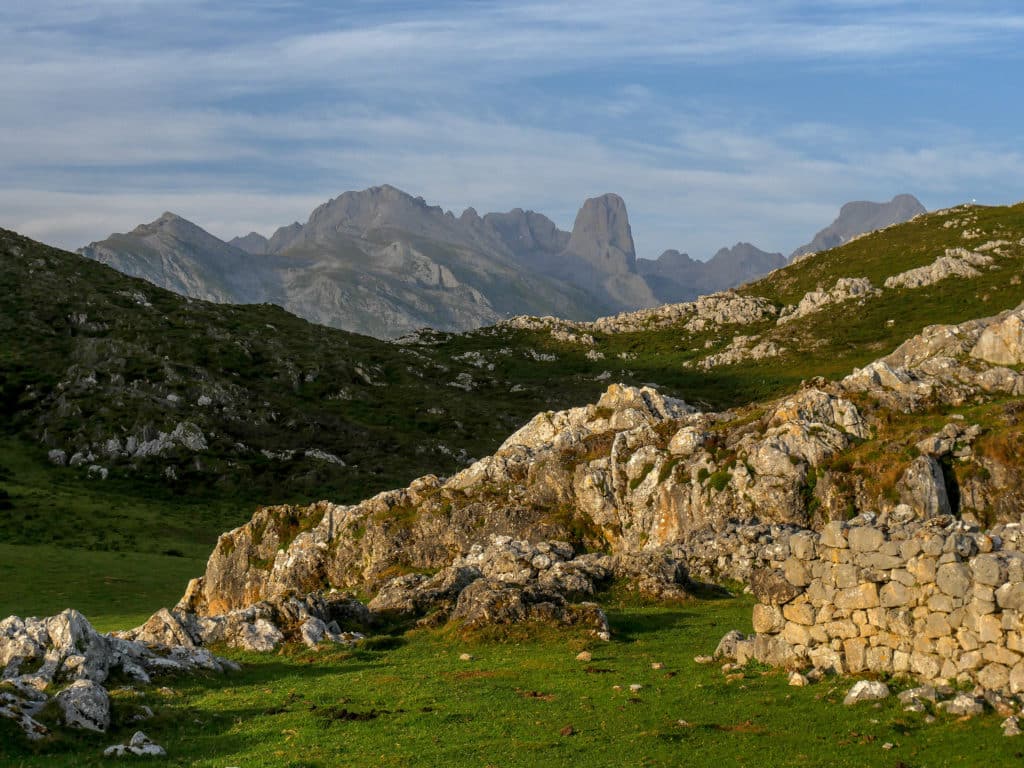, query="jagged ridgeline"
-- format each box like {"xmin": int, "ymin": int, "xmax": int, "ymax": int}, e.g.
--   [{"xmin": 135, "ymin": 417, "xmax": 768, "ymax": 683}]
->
[{"xmin": 1, "ymin": 201, "xmax": 1023, "ymax": 555}]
